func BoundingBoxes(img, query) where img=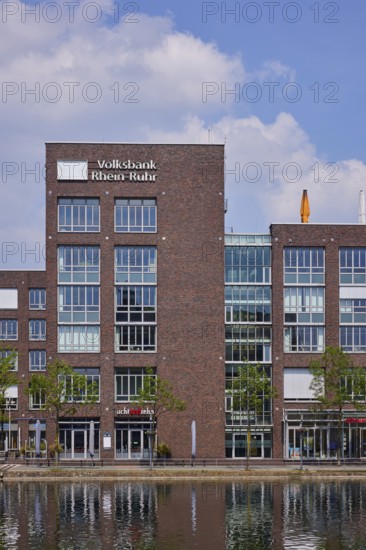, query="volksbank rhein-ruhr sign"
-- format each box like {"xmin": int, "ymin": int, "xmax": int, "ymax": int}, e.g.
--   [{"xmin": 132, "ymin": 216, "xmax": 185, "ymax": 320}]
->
[{"xmin": 92, "ymin": 160, "xmax": 157, "ymax": 182}]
